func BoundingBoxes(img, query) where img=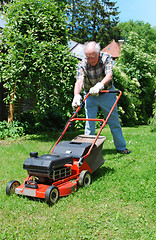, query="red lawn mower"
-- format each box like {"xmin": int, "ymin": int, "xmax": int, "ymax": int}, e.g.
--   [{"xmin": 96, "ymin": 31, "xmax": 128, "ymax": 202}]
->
[{"xmin": 6, "ymin": 90, "xmax": 122, "ymax": 205}]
